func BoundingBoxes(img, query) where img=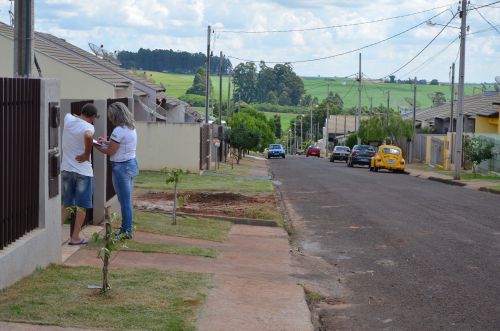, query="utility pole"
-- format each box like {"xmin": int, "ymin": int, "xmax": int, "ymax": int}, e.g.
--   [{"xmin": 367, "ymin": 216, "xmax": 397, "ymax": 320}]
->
[
  {"xmin": 386, "ymin": 90, "xmax": 391, "ymax": 125},
  {"xmin": 14, "ymin": 0, "xmax": 34, "ymax": 77},
  {"xmin": 370, "ymin": 97, "xmax": 373, "ymax": 114},
  {"xmin": 450, "ymin": 62, "xmax": 455, "ymax": 132},
  {"xmin": 204, "ymin": 26, "xmax": 211, "ymax": 124},
  {"xmin": 300, "ymin": 114, "xmax": 303, "ymax": 151},
  {"xmin": 310, "ymin": 102, "xmax": 313, "ymax": 142},
  {"xmin": 294, "ymin": 121, "xmax": 297, "ymax": 154},
  {"xmin": 410, "ymin": 76, "xmax": 417, "ymax": 163},
  {"xmin": 356, "ymin": 53, "xmax": 362, "ymax": 144},
  {"xmin": 326, "ymin": 84, "xmax": 330, "ymax": 156},
  {"xmin": 343, "ymin": 106, "xmax": 347, "ymax": 139},
  {"xmin": 454, "ymin": 0, "xmax": 467, "ymax": 180},
  {"xmin": 227, "ymin": 70, "xmax": 231, "ymax": 123},
  {"xmin": 218, "ymin": 51, "xmax": 223, "ymax": 125}
]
